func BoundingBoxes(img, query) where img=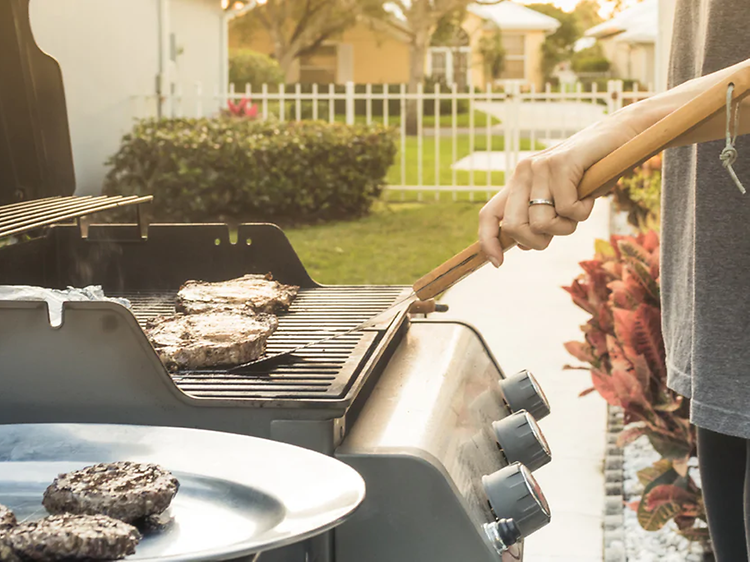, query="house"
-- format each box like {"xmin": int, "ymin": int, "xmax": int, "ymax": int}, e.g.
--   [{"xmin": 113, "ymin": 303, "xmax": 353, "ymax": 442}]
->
[
  {"xmin": 27, "ymin": 0, "xmax": 248, "ymax": 195},
  {"xmin": 230, "ymin": 1, "xmax": 560, "ymax": 90},
  {"xmin": 584, "ymin": 0, "xmax": 657, "ymax": 89}
]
